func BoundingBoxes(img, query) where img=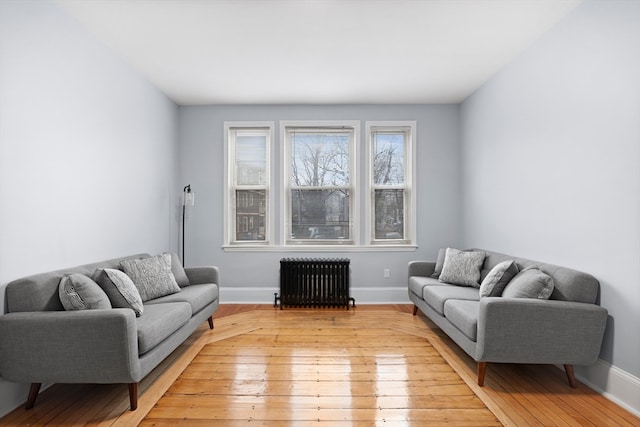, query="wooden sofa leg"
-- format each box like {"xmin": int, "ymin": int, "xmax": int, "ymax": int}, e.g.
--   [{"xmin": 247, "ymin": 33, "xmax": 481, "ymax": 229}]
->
[
  {"xmin": 207, "ymin": 315, "xmax": 214, "ymax": 329},
  {"xmin": 477, "ymin": 362, "xmax": 487, "ymax": 386},
  {"xmin": 128, "ymin": 383, "xmax": 138, "ymax": 411},
  {"xmin": 564, "ymin": 364, "xmax": 577, "ymax": 388},
  {"xmin": 25, "ymin": 383, "xmax": 41, "ymax": 410},
  {"xmin": 412, "ymin": 305, "xmax": 418, "ymax": 316}
]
